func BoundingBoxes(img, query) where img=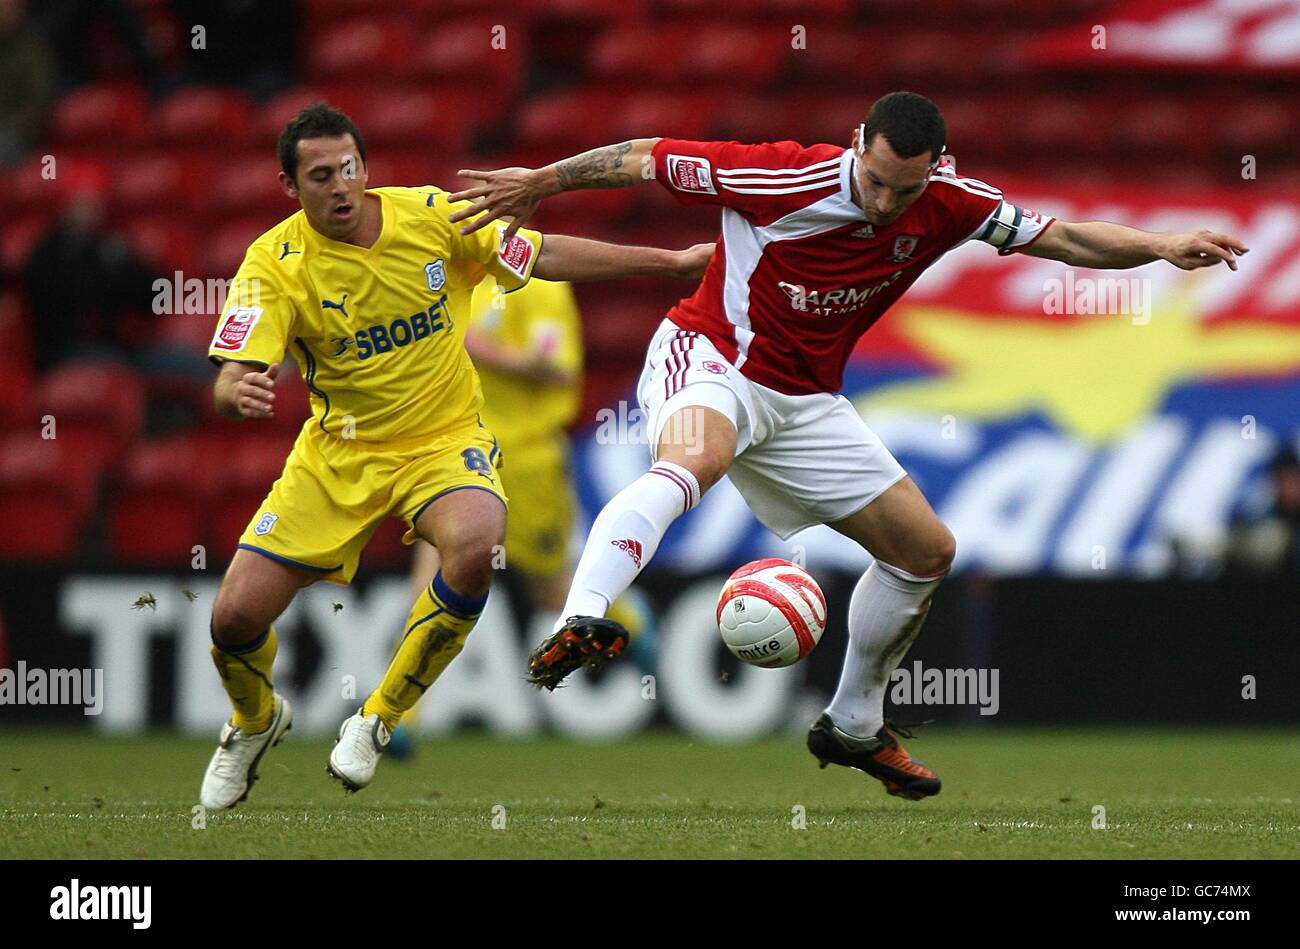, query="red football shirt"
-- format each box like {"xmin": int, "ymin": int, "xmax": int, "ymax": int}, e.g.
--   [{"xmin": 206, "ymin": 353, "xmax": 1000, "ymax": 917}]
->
[{"xmin": 652, "ymin": 138, "xmax": 1054, "ymax": 395}]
